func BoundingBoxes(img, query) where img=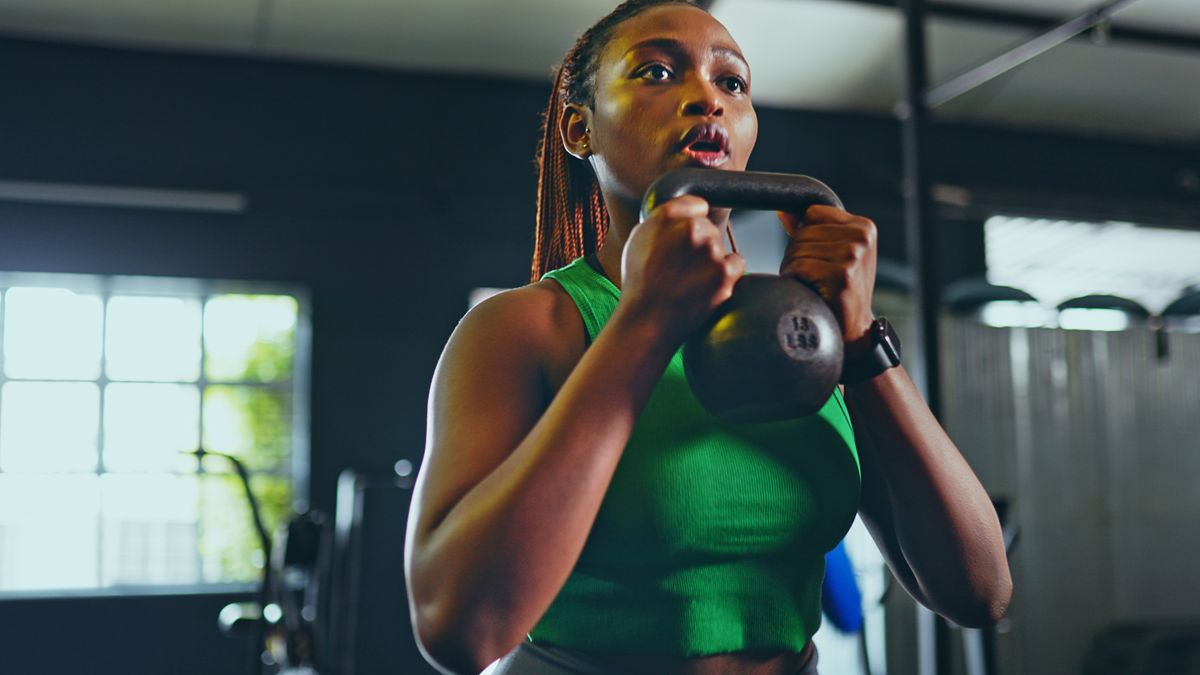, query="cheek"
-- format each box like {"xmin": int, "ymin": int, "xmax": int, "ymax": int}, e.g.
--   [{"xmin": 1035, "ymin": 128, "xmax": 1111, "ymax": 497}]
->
[
  {"xmin": 593, "ymin": 95, "xmax": 667, "ymax": 185},
  {"xmin": 597, "ymin": 96, "xmax": 657, "ymax": 155},
  {"xmin": 735, "ymin": 108, "xmax": 758, "ymax": 164}
]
